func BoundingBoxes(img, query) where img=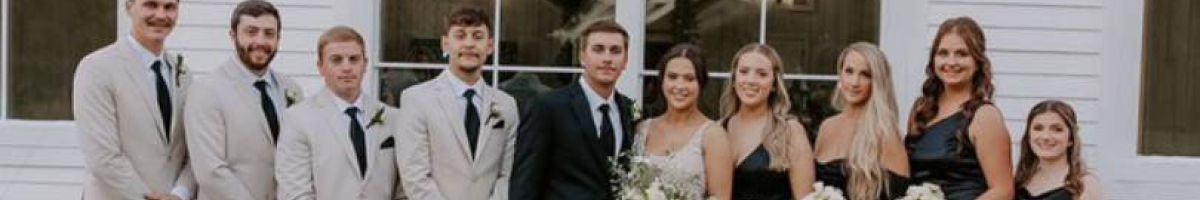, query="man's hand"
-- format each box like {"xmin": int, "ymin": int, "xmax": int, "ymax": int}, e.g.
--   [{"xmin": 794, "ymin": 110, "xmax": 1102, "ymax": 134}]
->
[{"xmin": 144, "ymin": 192, "xmax": 183, "ymax": 200}]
